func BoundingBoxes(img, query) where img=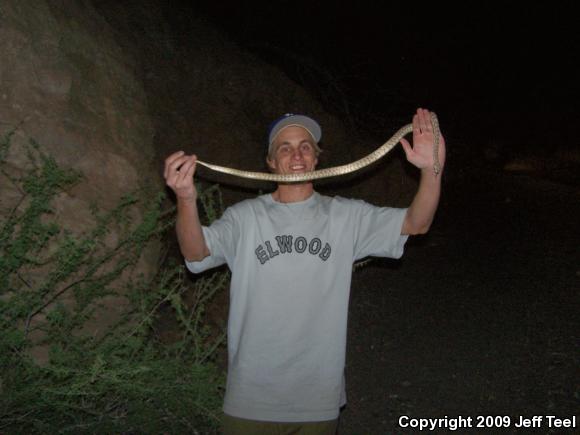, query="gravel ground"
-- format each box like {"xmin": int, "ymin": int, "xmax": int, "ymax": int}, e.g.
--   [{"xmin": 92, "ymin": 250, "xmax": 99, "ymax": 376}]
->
[{"xmin": 339, "ymin": 169, "xmax": 579, "ymax": 434}]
